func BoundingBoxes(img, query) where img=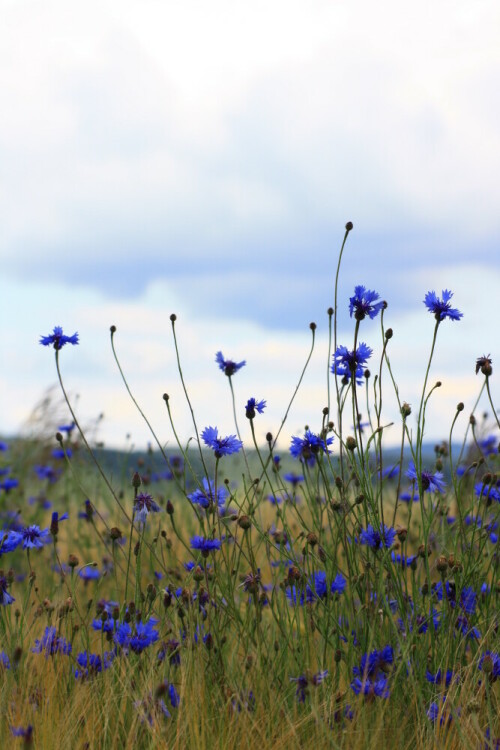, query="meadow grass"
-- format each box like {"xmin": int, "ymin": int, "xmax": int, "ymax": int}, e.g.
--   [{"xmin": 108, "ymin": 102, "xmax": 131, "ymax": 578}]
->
[{"xmin": 0, "ymin": 226, "xmax": 499, "ymax": 749}]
